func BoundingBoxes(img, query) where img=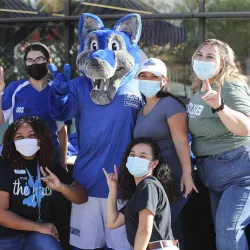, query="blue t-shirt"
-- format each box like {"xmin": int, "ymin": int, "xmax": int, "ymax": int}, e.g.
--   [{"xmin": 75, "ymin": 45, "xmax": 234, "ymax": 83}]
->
[
  {"xmin": 49, "ymin": 77, "xmax": 142, "ymax": 198},
  {"xmin": 134, "ymin": 97, "xmax": 186, "ymax": 179},
  {"xmin": 2, "ymin": 79, "xmax": 64, "ymax": 149}
]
